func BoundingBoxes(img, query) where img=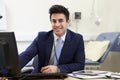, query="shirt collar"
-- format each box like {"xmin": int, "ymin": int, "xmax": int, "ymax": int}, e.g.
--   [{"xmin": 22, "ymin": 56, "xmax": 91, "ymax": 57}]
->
[{"xmin": 53, "ymin": 31, "xmax": 67, "ymax": 42}]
